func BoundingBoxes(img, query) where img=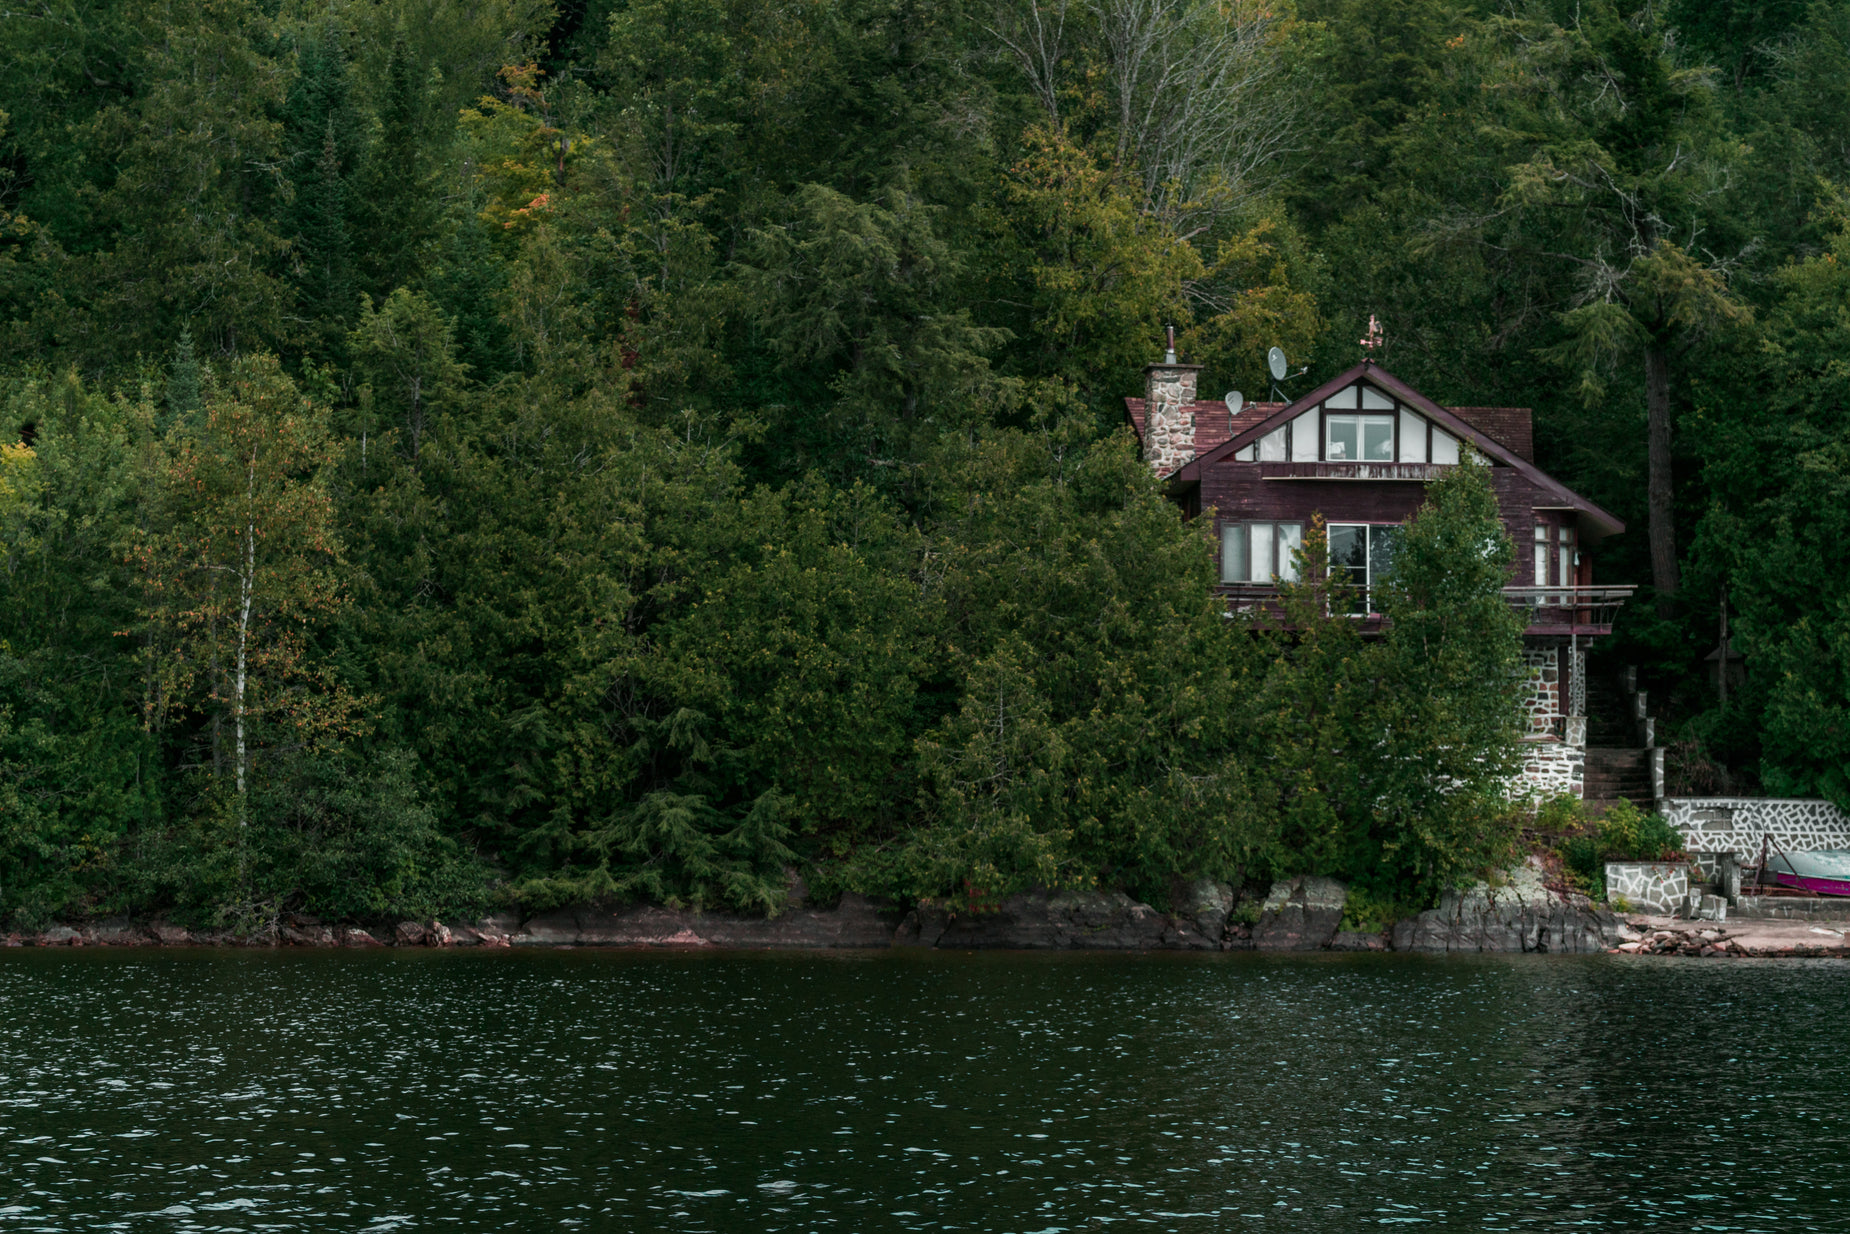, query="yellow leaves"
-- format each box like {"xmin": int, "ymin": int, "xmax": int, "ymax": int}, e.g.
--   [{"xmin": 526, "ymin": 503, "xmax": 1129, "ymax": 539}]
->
[
  {"xmin": 460, "ymin": 63, "xmax": 599, "ymax": 235},
  {"xmin": 0, "ymin": 441, "xmax": 38, "ymax": 559}
]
